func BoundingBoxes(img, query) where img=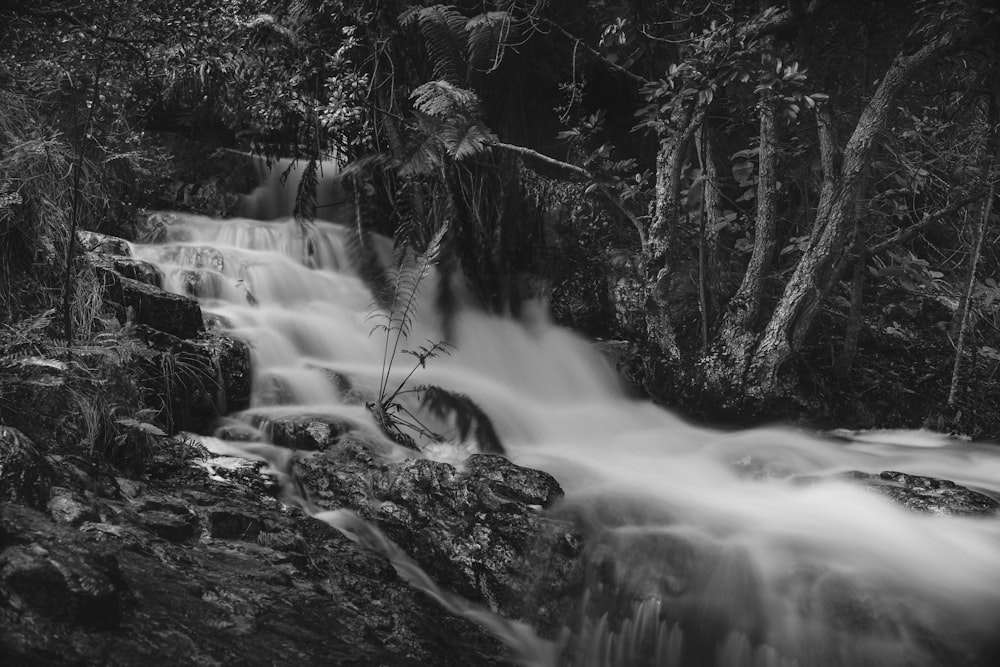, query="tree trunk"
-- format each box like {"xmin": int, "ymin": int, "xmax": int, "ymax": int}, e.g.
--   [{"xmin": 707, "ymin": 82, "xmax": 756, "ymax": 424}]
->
[
  {"xmin": 749, "ymin": 29, "xmax": 961, "ymax": 393},
  {"xmin": 948, "ymin": 141, "xmax": 998, "ymax": 406},
  {"xmin": 708, "ymin": 41, "xmax": 779, "ymax": 387},
  {"xmin": 697, "ymin": 122, "xmax": 724, "ymax": 338},
  {"xmin": 644, "ymin": 104, "xmax": 703, "ymax": 361}
]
